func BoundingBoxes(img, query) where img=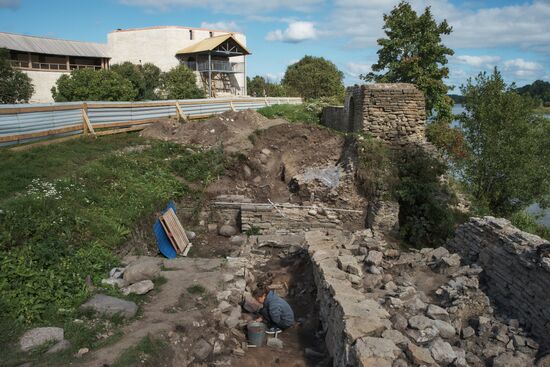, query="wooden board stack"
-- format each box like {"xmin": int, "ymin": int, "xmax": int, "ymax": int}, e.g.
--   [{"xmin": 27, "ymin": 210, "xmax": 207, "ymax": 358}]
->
[{"xmin": 159, "ymin": 208, "xmax": 192, "ymax": 256}]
